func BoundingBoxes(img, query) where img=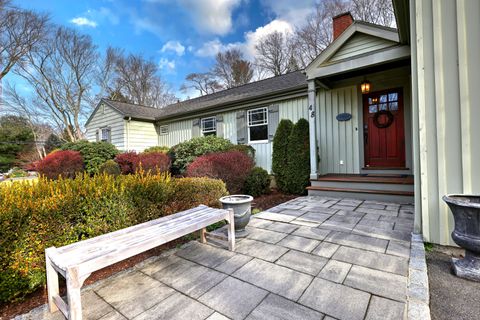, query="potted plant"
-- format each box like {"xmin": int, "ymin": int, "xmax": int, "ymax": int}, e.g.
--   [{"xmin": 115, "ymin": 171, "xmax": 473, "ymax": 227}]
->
[
  {"xmin": 220, "ymin": 195, "xmax": 253, "ymax": 238},
  {"xmin": 443, "ymin": 194, "xmax": 480, "ymax": 281}
]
